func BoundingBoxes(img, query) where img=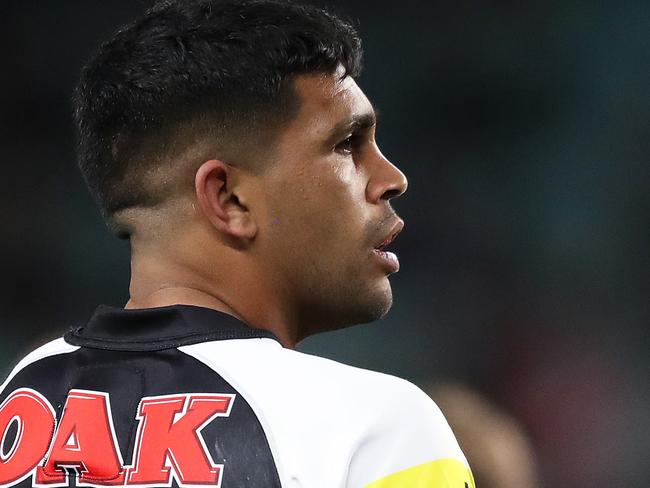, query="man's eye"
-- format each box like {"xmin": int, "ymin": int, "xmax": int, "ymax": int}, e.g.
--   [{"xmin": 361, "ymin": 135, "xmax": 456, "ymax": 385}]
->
[{"xmin": 335, "ymin": 135, "xmax": 356, "ymax": 155}]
